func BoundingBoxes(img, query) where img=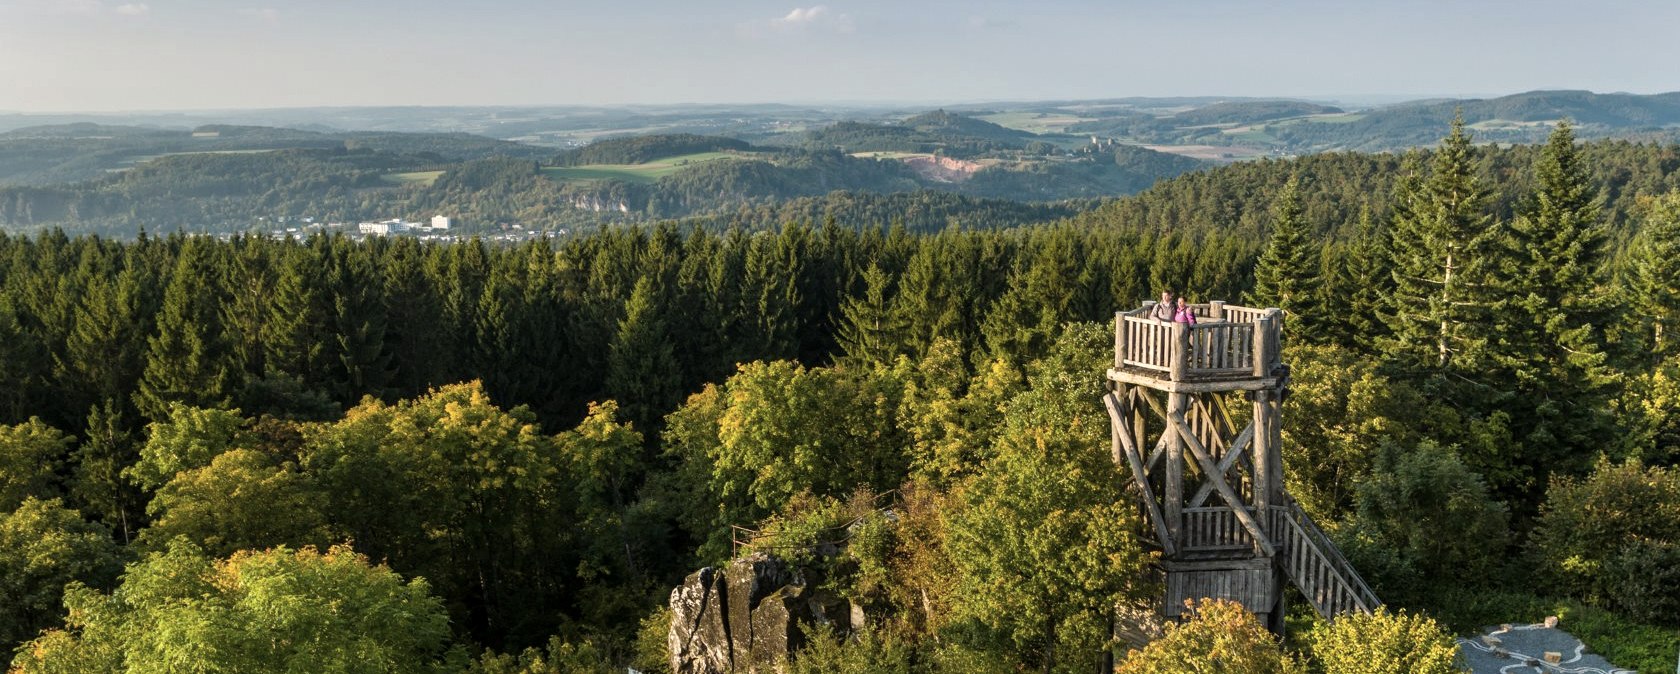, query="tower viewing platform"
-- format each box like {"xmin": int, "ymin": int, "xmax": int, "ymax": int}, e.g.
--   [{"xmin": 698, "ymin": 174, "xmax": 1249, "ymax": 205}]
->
[{"xmin": 1108, "ymin": 300, "xmax": 1285, "ymax": 393}]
